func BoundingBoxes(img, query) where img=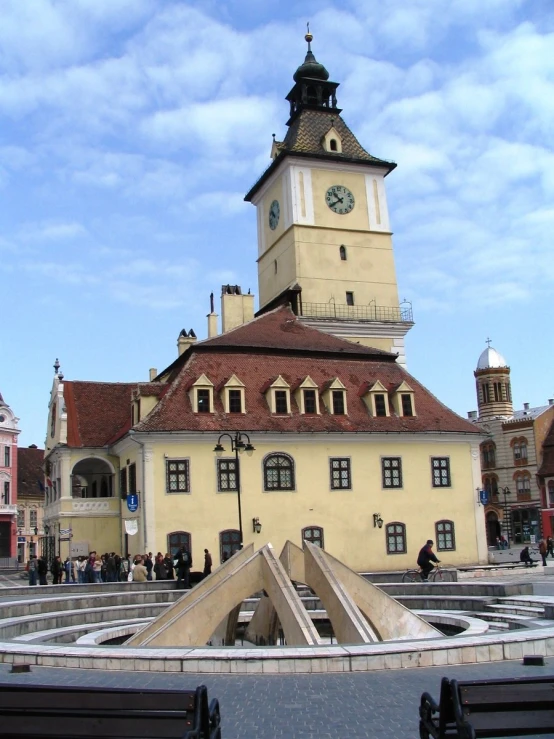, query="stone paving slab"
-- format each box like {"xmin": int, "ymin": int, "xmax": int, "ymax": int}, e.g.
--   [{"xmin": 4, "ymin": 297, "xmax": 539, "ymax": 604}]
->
[{"xmin": 1, "ymin": 658, "xmax": 554, "ymax": 738}]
